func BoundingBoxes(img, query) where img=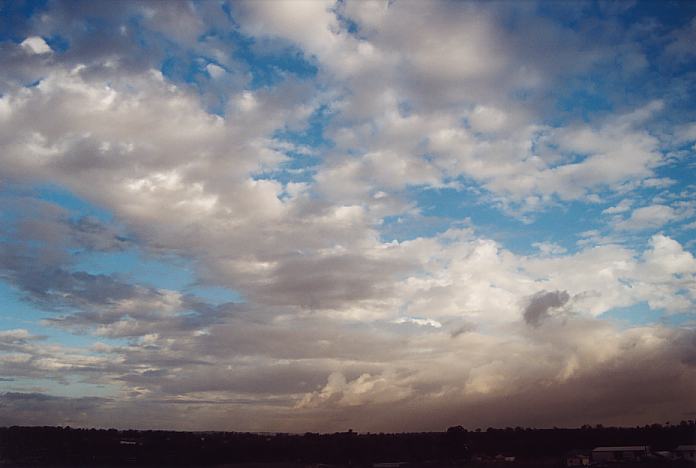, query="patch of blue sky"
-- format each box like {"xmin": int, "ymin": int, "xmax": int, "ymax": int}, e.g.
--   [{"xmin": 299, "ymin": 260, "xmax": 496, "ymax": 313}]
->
[
  {"xmin": 613, "ymin": 1, "xmax": 696, "ymax": 31},
  {"xmin": 657, "ymin": 150, "xmax": 696, "ymax": 186},
  {"xmin": 229, "ymin": 30, "xmax": 318, "ymax": 89},
  {"xmin": 539, "ymin": 39, "xmax": 694, "ymax": 130},
  {"xmin": 261, "ymin": 153, "xmax": 320, "ymax": 187},
  {"xmin": 553, "ymin": 83, "xmax": 615, "ymax": 125},
  {"xmin": 255, "ymin": 106, "xmax": 332, "ymax": 185},
  {"xmin": 1, "ymin": 182, "xmax": 110, "ymax": 224},
  {"xmin": 0, "ymin": 0, "xmax": 47, "ymax": 43},
  {"xmin": 0, "ymin": 280, "xmax": 46, "ymax": 328},
  {"xmin": 37, "ymin": 183, "xmax": 114, "ymax": 223},
  {"xmin": 279, "ymin": 104, "xmax": 333, "ymax": 149},
  {"xmin": 671, "ymin": 230, "xmax": 696, "ymax": 258},
  {"xmin": 635, "ymin": 162, "xmax": 696, "ymax": 251},
  {"xmin": 43, "ymin": 33, "xmax": 69, "ymax": 53},
  {"xmin": 398, "ymin": 183, "xmax": 606, "ymax": 255},
  {"xmin": 9, "ymin": 183, "xmax": 244, "ymax": 306},
  {"xmin": 73, "ymin": 250, "xmax": 242, "ymax": 305},
  {"xmin": 387, "ymin": 185, "xmax": 514, "ymax": 245},
  {"xmin": 379, "ymin": 213, "xmax": 461, "ymax": 244},
  {"xmin": 526, "ymin": 200, "xmax": 610, "ymax": 252},
  {"xmin": 544, "ymin": 62, "xmax": 679, "ymax": 129},
  {"xmin": 73, "ymin": 250, "xmax": 191, "ymax": 291},
  {"xmin": 158, "ymin": 15, "xmax": 317, "ymax": 88},
  {"xmin": 160, "ymin": 53, "xmax": 234, "ymax": 118},
  {"xmin": 535, "ymin": 1, "xmax": 695, "ymax": 33},
  {"xmin": 598, "ymin": 301, "xmax": 695, "ymax": 329},
  {"xmin": 0, "ymin": 182, "xmax": 241, "ymax": 308},
  {"xmin": 157, "ymin": 27, "xmax": 317, "ymax": 116},
  {"xmin": 160, "ymin": 55, "xmax": 206, "ymax": 87}
]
